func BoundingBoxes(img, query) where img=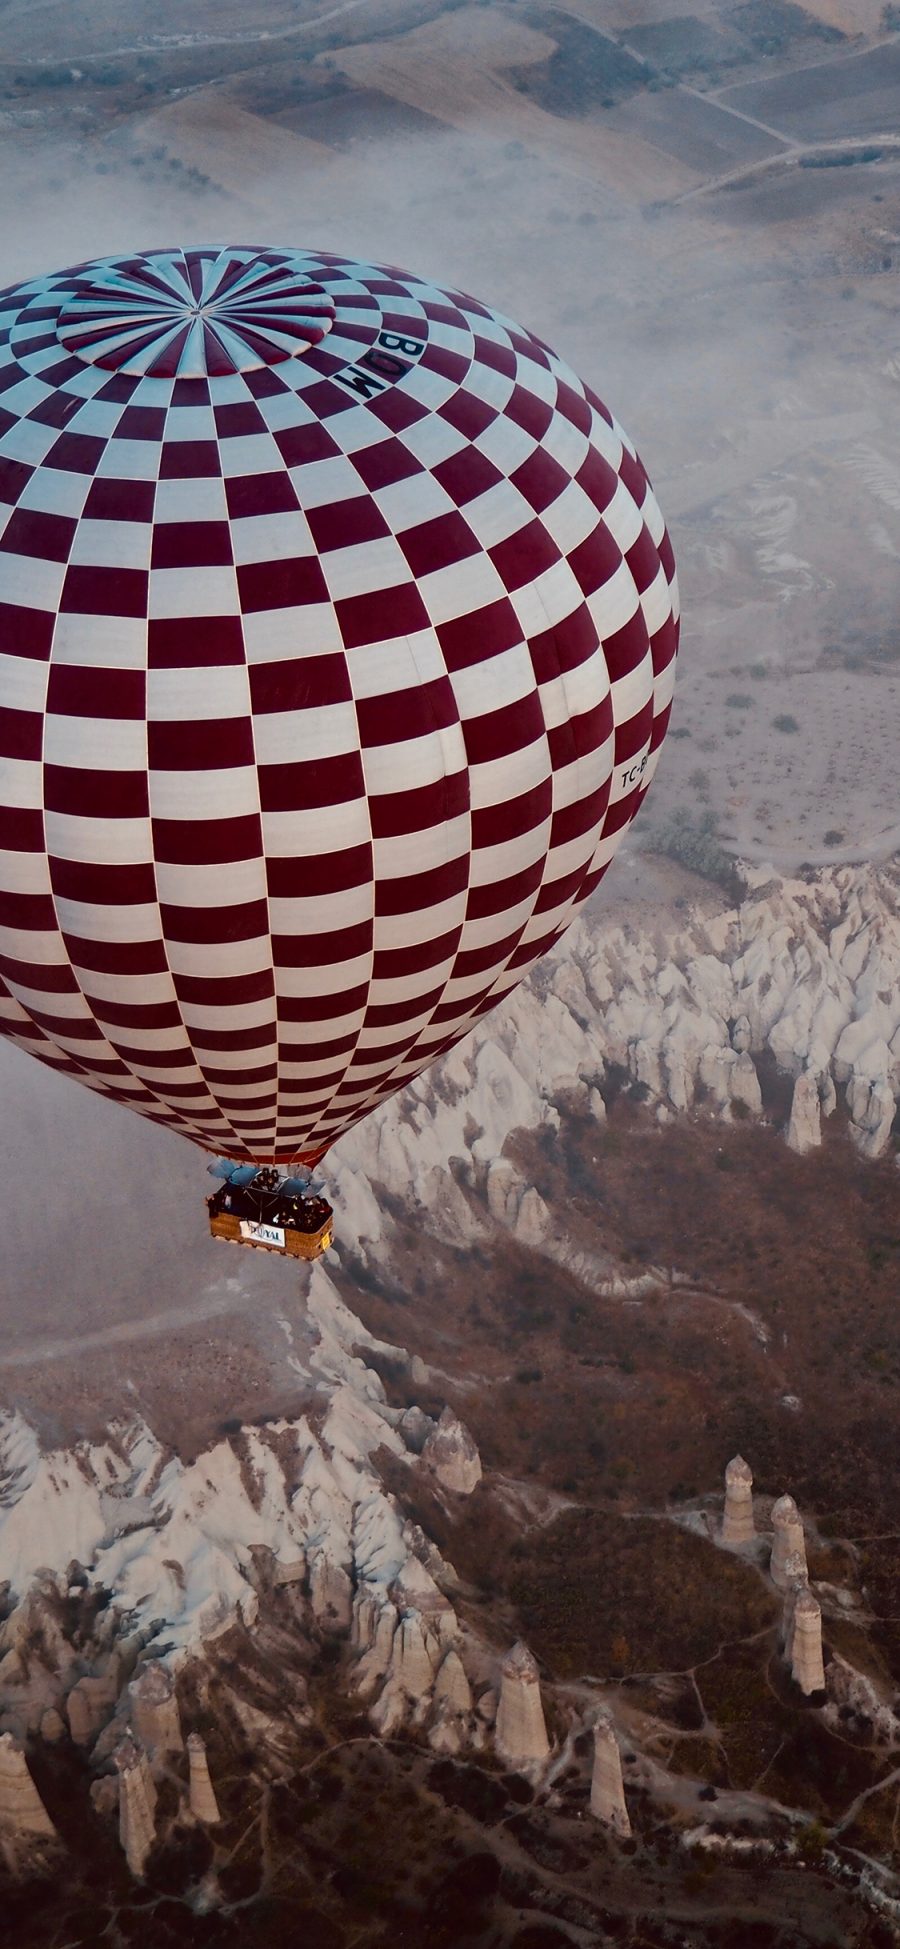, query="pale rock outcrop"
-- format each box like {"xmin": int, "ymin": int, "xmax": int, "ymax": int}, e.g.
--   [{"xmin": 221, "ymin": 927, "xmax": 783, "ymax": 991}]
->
[
  {"xmin": 39, "ymin": 1709, "xmax": 65, "ymax": 1745},
  {"xmin": 494, "ymin": 1642, "xmax": 550, "ymax": 1773},
  {"xmin": 847, "ymin": 1076, "xmax": 895, "ymax": 1158},
  {"xmin": 114, "ymin": 1736, "xmax": 157, "ymax": 1878},
  {"xmin": 308, "ymin": 1553, "xmax": 353, "ymax": 1635},
  {"xmin": 0, "ymin": 1732, "xmax": 56, "ymax": 1838},
  {"xmin": 781, "ymin": 1552, "xmax": 810, "ymax": 1656},
  {"xmin": 721, "ymin": 1455, "xmax": 754, "ymax": 1546},
  {"xmin": 476, "ymin": 1688, "xmax": 497, "ymax": 1726},
  {"xmin": 791, "ymin": 1588, "xmax": 826, "ymax": 1696},
  {"xmin": 770, "ymin": 1496, "xmax": 807, "ymax": 1589},
  {"xmin": 589, "ymin": 1714, "xmax": 631, "ymax": 1837},
  {"xmin": 129, "ymin": 1661, "xmax": 182, "ymax": 1758},
  {"xmin": 515, "ymin": 1186, "xmax": 551, "ymax": 1246},
  {"xmin": 398, "ymin": 1407, "xmax": 434, "ymax": 1455},
  {"xmin": 351, "ymin": 1588, "xmax": 380, "ymax": 1654},
  {"xmin": 390, "ymin": 1561, "xmax": 457, "ymax": 1657},
  {"xmin": 369, "ymin": 1609, "xmax": 438, "ymax": 1736},
  {"xmin": 393, "ymin": 1611, "xmax": 438, "ymax": 1700},
  {"xmin": 428, "ymin": 1648, "xmax": 473, "ymax": 1756},
  {"xmin": 330, "ymin": 862, "xmax": 900, "ymax": 1226},
  {"xmin": 186, "ymin": 1732, "xmax": 220, "ymax": 1824},
  {"xmin": 67, "ymin": 1669, "xmax": 120, "ymax": 1748},
  {"xmin": 90, "ymin": 1774, "xmax": 119, "ymax": 1818},
  {"xmin": 421, "ymin": 1408, "xmax": 482, "ymax": 1496},
  {"xmin": 786, "ymin": 1072, "xmax": 821, "ymax": 1155},
  {"xmin": 352, "ymin": 1601, "xmax": 398, "ymax": 1699},
  {"xmin": 401, "ymin": 1519, "xmax": 457, "ymax": 1589},
  {"xmin": 487, "ymin": 1158, "xmax": 522, "ymax": 1226},
  {"xmin": 433, "ymin": 1648, "xmax": 471, "ymax": 1717}
]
